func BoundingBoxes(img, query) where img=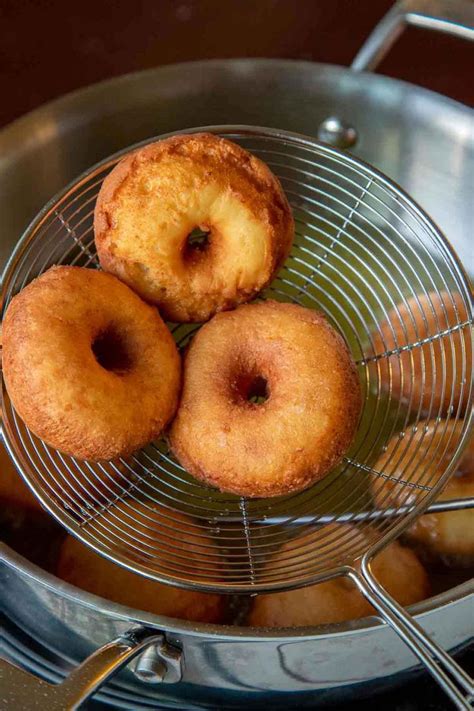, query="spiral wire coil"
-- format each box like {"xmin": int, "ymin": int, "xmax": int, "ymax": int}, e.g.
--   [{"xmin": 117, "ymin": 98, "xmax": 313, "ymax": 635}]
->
[{"xmin": 1, "ymin": 126, "xmax": 472, "ymax": 593}]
